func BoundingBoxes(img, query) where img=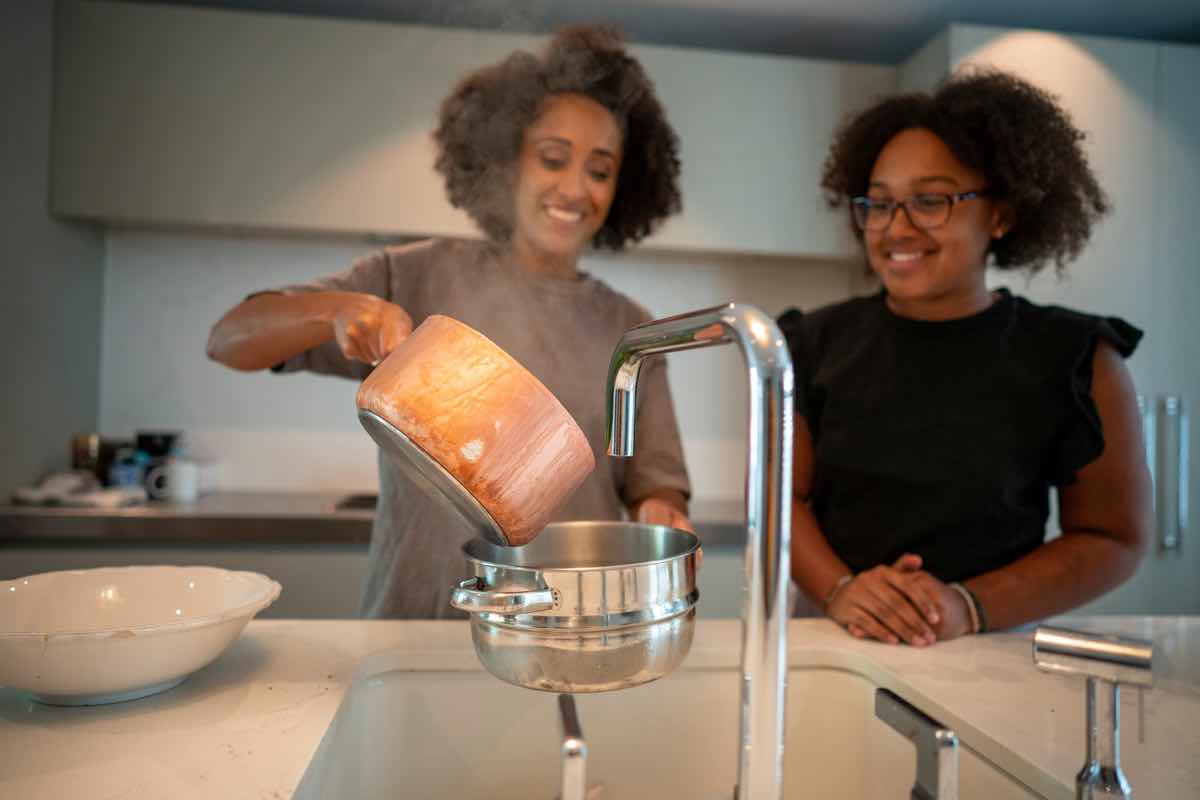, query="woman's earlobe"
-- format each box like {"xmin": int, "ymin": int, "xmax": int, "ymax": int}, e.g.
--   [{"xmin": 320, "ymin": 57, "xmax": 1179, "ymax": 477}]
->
[{"xmin": 992, "ymin": 204, "xmax": 1015, "ymax": 239}]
